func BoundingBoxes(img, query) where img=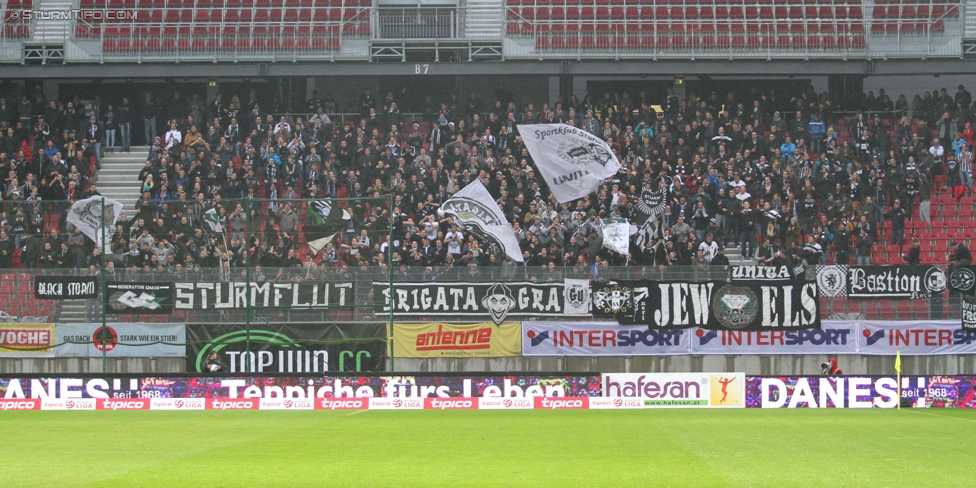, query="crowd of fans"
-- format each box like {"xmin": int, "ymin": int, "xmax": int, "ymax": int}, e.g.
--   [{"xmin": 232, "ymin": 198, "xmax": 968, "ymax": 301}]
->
[{"xmin": 1, "ymin": 81, "xmax": 974, "ymax": 281}]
